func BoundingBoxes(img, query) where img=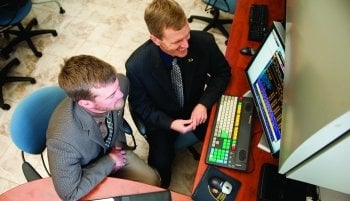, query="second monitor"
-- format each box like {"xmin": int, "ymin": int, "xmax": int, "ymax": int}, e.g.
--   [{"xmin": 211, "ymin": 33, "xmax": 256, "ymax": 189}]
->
[{"xmin": 245, "ymin": 22, "xmax": 286, "ymax": 157}]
